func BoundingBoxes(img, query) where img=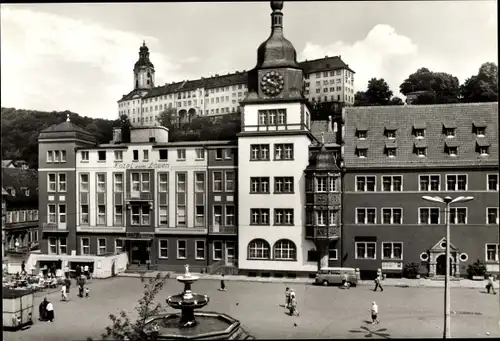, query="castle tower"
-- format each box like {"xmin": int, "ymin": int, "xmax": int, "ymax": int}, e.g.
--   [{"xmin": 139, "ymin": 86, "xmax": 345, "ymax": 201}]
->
[{"xmin": 134, "ymin": 41, "xmax": 155, "ymax": 90}]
